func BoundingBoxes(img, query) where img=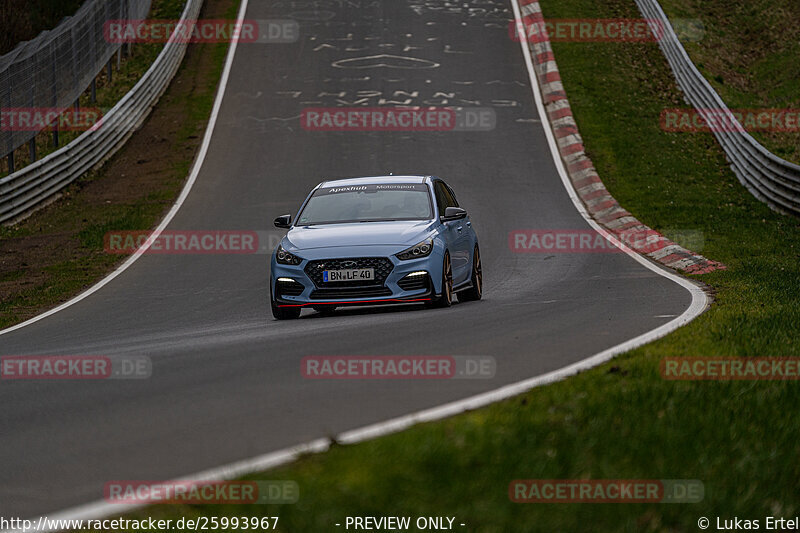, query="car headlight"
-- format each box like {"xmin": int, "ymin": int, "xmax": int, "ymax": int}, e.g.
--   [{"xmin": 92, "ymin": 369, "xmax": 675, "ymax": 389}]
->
[
  {"xmin": 276, "ymin": 245, "xmax": 303, "ymax": 265},
  {"xmin": 395, "ymin": 238, "xmax": 434, "ymax": 260}
]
